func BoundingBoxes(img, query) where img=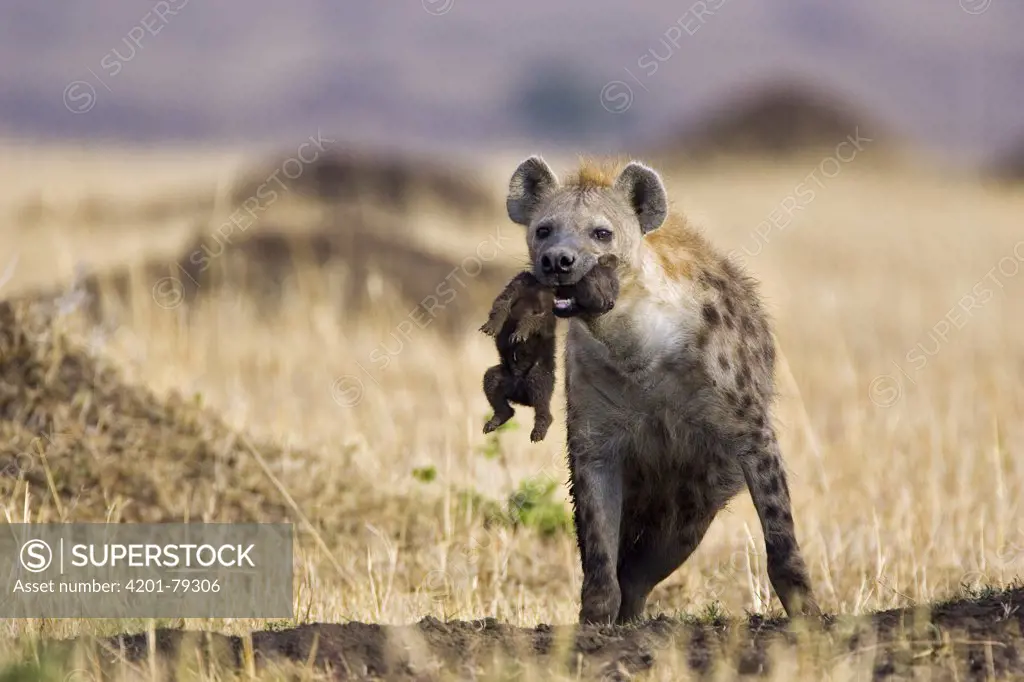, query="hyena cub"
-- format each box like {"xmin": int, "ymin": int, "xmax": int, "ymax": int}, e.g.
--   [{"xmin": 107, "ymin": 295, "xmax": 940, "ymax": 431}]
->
[{"xmin": 481, "ymin": 256, "xmax": 620, "ymax": 442}]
